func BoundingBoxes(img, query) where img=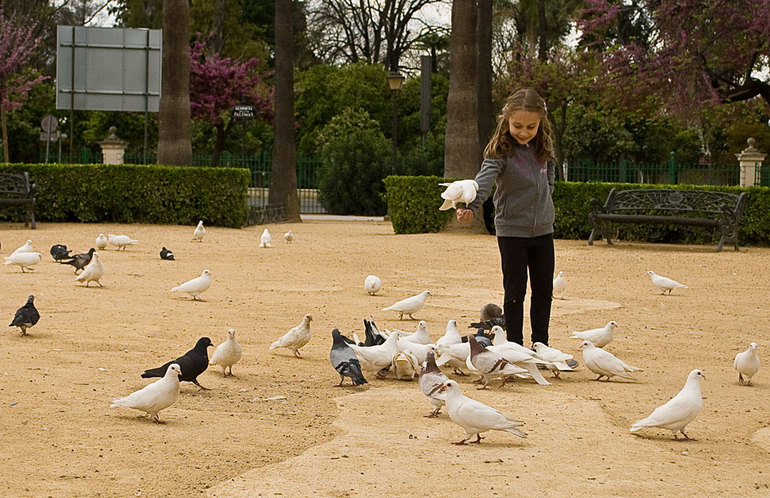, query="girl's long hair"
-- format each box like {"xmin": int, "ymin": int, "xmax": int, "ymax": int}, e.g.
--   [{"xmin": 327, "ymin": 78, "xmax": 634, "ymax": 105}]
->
[{"xmin": 484, "ymin": 88, "xmax": 555, "ymax": 163}]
